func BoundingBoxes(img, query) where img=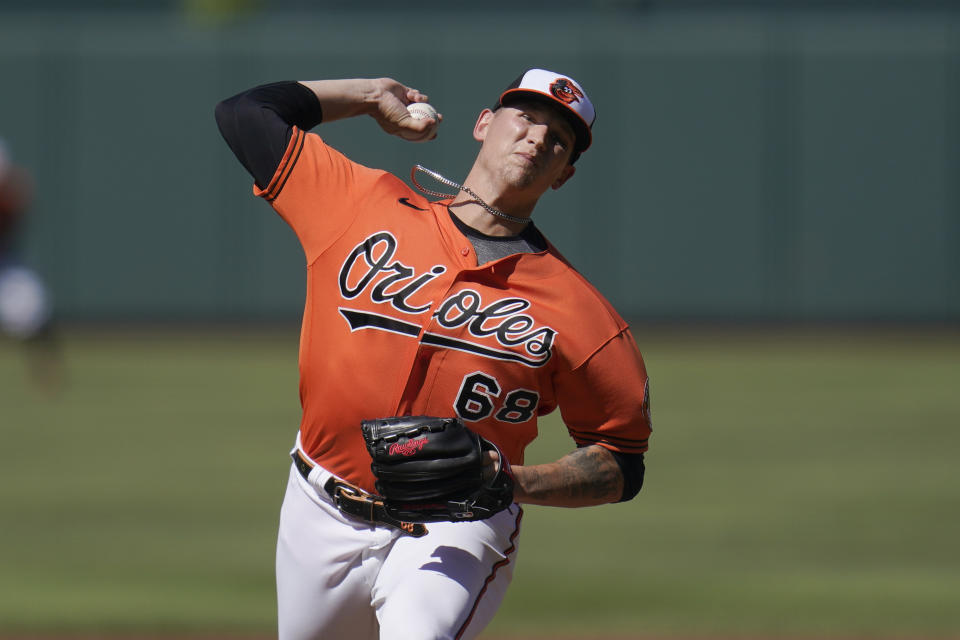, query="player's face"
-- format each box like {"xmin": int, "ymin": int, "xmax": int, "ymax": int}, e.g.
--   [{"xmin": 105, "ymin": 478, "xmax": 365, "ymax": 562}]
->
[{"xmin": 474, "ymin": 101, "xmax": 576, "ymax": 194}]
